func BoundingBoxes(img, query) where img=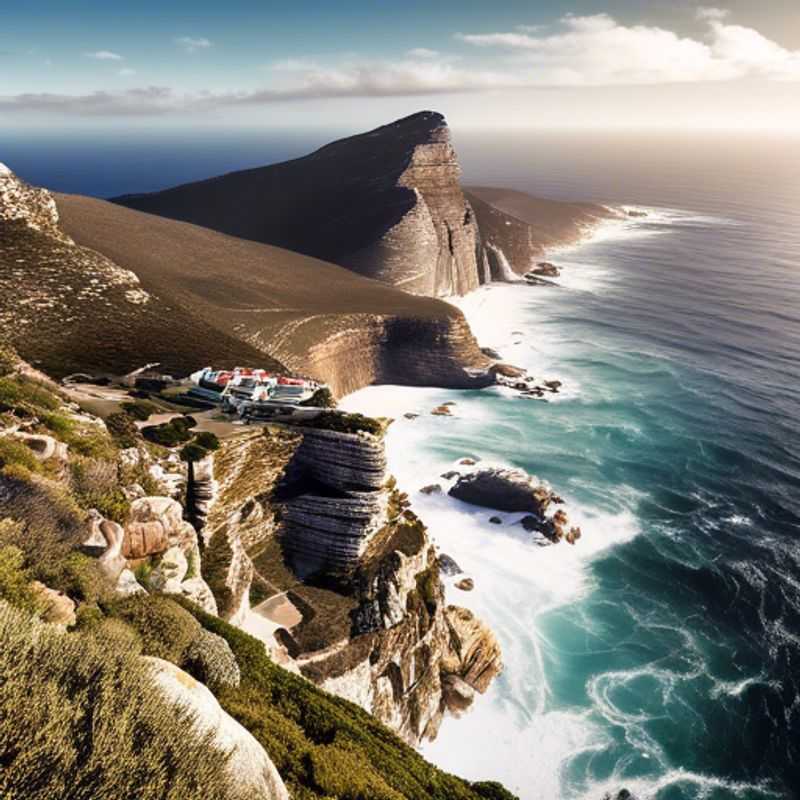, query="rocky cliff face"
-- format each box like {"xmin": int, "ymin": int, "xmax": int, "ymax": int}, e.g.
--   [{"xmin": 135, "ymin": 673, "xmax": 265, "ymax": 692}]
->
[
  {"xmin": 188, "ymin": 424, "xmax": 502, "ymax": 745},
  {"xmin": 114, "ymin": 112, "xmax": 485, "ymax": 298}
]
